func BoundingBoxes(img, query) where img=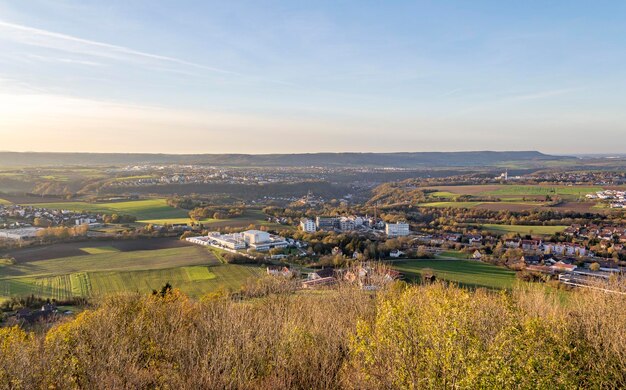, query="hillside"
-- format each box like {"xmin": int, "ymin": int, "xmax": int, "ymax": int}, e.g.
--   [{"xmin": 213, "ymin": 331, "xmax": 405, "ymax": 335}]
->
[
  {"xmin": 1, "ymin": 282, "xmax": 624, "ymax": 388},
  {"xmin": 0, "ymin": 151, "xmax": 573, "ymax": 168}
]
